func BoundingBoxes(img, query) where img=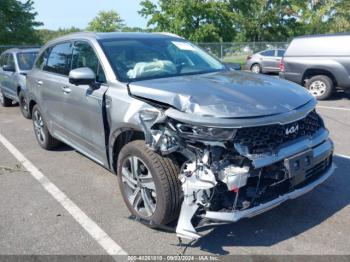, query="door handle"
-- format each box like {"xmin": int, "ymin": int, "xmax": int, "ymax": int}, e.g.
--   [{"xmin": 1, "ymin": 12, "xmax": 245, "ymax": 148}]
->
[
  {"xmin": 37, "ymin": 80, "xmax": 43, "ymax": 86},
  {"xmin": 62, "ymin": 86, "xmax": 71, "ymax": 94}
]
